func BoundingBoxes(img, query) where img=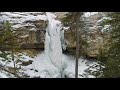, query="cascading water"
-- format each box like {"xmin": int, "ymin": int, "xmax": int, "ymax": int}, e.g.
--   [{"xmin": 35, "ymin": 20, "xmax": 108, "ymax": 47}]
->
[{"xmin": 45, "ymin": 12, "xmax": 66, "ymax": 76}]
